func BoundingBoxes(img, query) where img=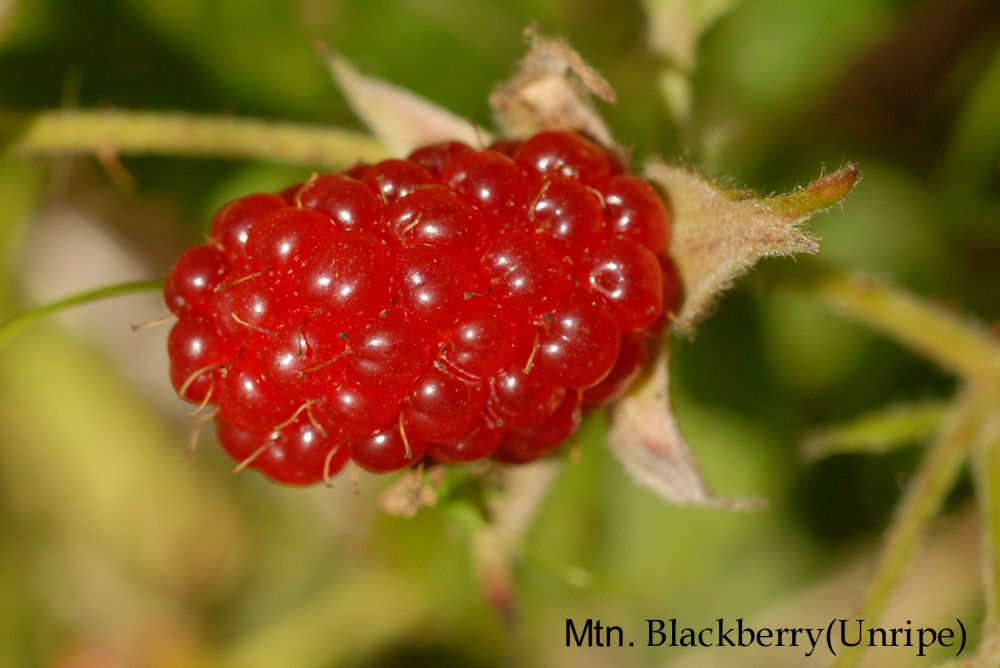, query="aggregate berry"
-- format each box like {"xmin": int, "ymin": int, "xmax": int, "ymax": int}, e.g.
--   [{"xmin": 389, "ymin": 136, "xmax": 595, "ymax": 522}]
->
[
  {"xmin": 494, "ymin": 391, "xmax": 582, "ymax": 463},
  {"xmin": 299, "ymin": 230, "xmax": 396, "ymax": 322},
  {"xmin": 210, "ymin": 193, "xmax": 287, "ymax": 265},
  {"xmin": 535, "ymin": 289, "xmax": 621, "ymax": 389},
  {"xmin": 245, "ymin": 208, "xmax": 337, "ymax": 271},
  {"xmin": 164, "ymin": 245, "xmax": 228, "ymax": 314},
  {"xmin": 426, "ymin": 414, "xmax": 505, "ymax": 464},
  {"xmin": 397, "ymin": 245, "xmax": 488, "ymax": 331},
  {"xmin": 350, "ymin": 422, "xmax": 427, "ymax": 473},
  {"xmin": 580, "ymin": 238, "xmax": 664, "ymax": 332},
  {"xmin": 343, "ymin": 311, "xmax": 434, "ymax": 390},
  {"xmin": 388, "ymin": 185, "xmax": 489, "ymax": 251},
  {"xmin": 441, "ymin": 149, "xmax": 528, "ymax": 221},
  {"xmin": 167, "ymin": 312, "xmax": 238, "ymax": 403},
  {"xmin": 402, "ymin": 363, "xmax": 487, "ymax": 442},
  {"xmin": 481, "ymin": 230, "xmax": 573, "ymax": 315},
  {"xmin": 164, "ymin": 129, "xmax": 678, "ymax": 485},
  {"xmin": 295, "ymin": 174, "xmax": 385, "ymax": 232}
]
